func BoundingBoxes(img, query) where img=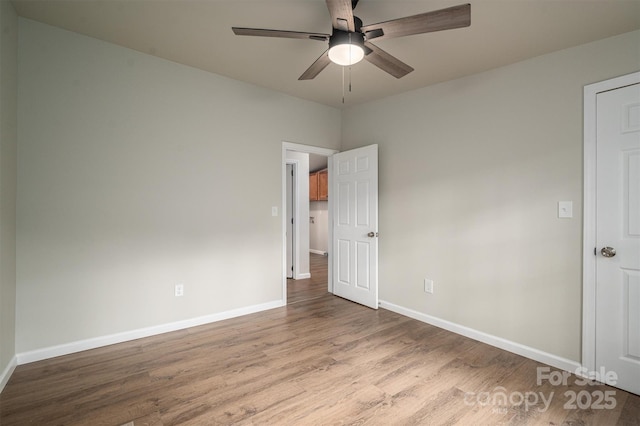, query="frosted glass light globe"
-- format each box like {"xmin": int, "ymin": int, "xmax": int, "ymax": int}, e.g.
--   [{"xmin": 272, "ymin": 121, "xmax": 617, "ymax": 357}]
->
[{"xmin": 328, "ymin": 44, "xmax": 365, "ymax": 66}]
